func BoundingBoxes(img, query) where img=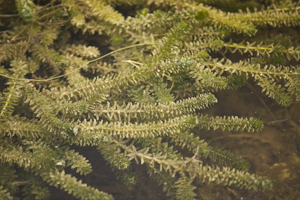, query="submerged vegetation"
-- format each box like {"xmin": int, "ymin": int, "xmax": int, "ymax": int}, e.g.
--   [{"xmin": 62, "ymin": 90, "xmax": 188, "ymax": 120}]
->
[{"xmin": 0, "ymin": 0, "xmax": 300, "ymax": 199}]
